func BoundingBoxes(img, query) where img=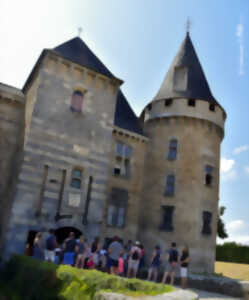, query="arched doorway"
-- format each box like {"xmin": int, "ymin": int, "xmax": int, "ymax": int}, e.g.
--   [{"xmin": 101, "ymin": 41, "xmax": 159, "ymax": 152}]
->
[{"xmin": 55, "ymin": 227, "xmax": 82, "ymax": 244}]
